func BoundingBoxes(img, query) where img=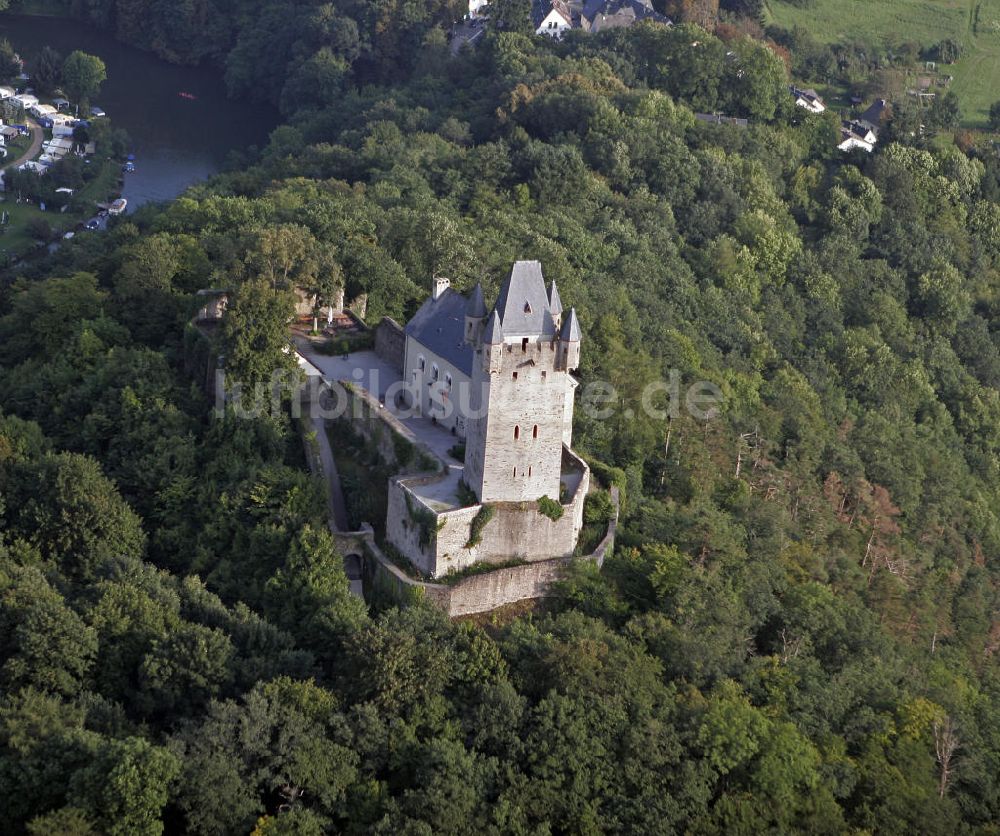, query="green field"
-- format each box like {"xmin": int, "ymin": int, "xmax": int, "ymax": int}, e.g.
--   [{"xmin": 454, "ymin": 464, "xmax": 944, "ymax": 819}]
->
[
  {"xmin": 0, "ymin": 157, "xmax": 120, "ymax": 259},
  {"xmin": 766, "ymin": 0, "xmax": 1000, "ymax": 127}
]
